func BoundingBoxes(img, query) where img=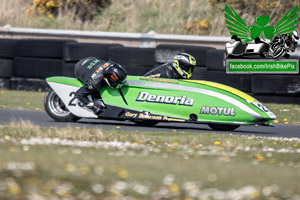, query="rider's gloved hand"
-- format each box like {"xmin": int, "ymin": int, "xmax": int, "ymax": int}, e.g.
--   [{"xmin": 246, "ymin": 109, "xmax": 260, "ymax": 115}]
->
[{"xmin": 86, "ymin": 101, "xmax": 106, "ymax": 115}]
